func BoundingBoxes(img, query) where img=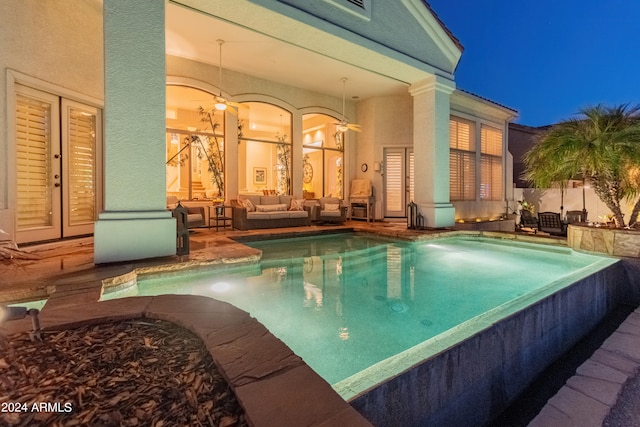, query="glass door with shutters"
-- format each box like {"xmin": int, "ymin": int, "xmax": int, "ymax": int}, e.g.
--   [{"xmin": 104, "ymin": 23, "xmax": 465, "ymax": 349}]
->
[
  {"xmin": 15, "ymin": 85, "xmax": 101, "ymax": 244},
  {"xmin": 61, "ymin": 99, "xmax": 100, "ymax": 237},
  {"xmin": 383, "ymin": 147, "xmax": 414, "ymax": 218}
]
